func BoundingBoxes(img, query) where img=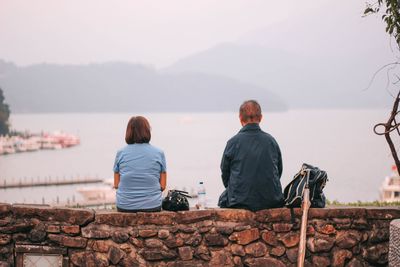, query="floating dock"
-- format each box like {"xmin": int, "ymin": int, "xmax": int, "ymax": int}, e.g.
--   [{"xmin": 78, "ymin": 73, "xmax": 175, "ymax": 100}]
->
[{"xmin": 0, "ymin": 176, "xmax": 103, "ymax": 189}]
